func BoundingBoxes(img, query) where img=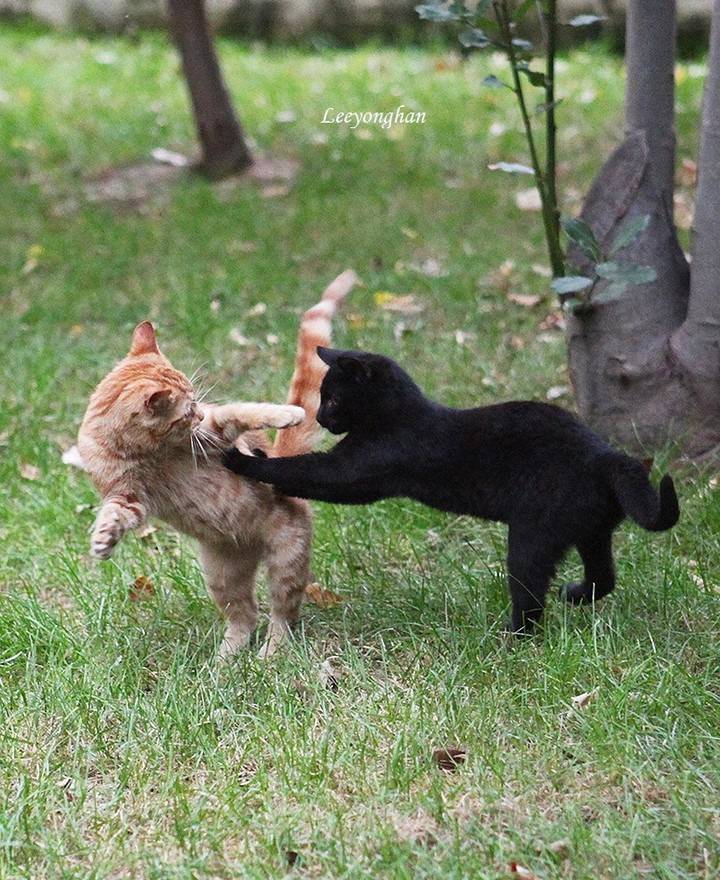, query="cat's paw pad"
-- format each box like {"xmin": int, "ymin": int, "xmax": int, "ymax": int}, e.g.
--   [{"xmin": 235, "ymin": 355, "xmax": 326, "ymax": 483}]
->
[{"xmin": 273, "ymin": 405, "xmax": 305, "ymax": 429}]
